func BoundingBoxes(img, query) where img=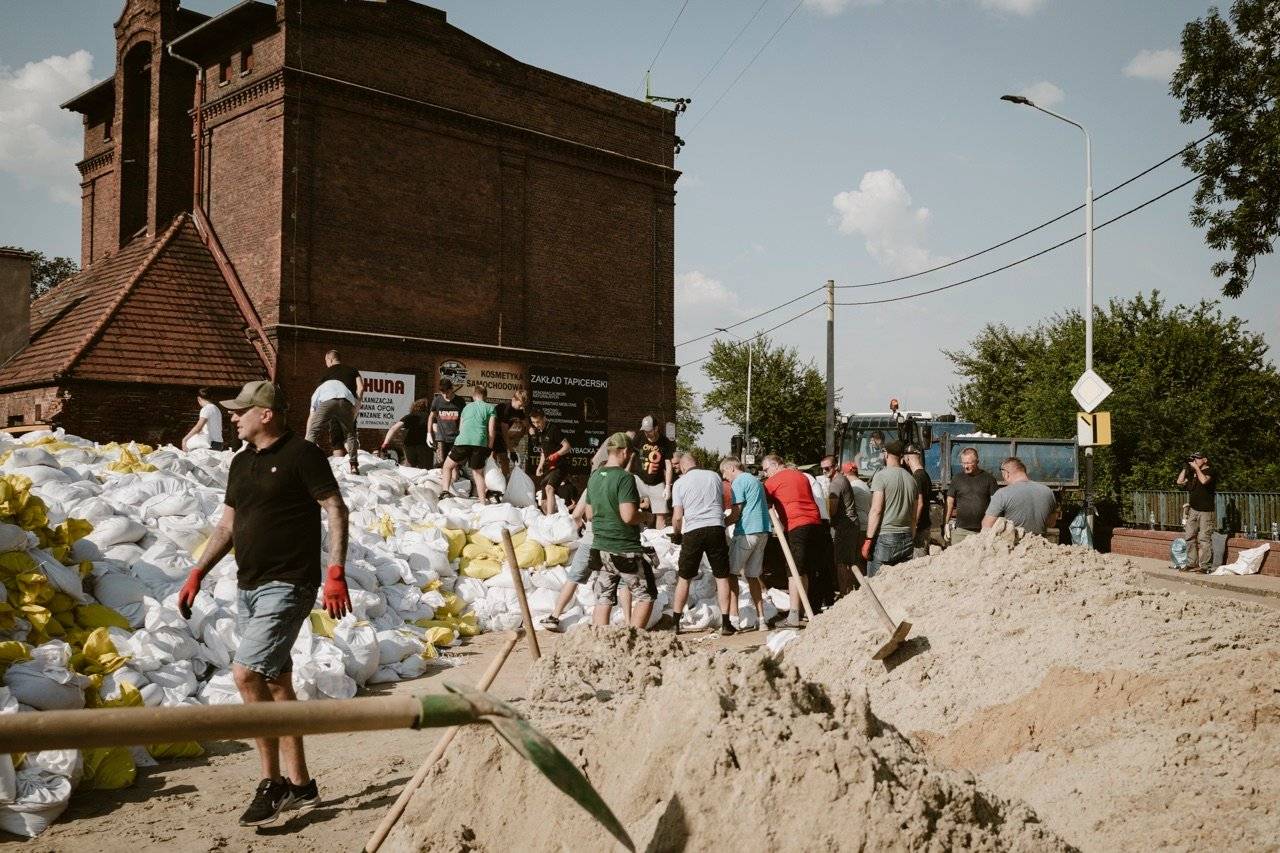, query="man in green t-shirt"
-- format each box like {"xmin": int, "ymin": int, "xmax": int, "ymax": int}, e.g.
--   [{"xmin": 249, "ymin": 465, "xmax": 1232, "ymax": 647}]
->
[
  {"xmin": 862, "ymin": 439, "xmax": 922, "ymax": 577},
  {"xmin": 442, "ymin": 384, "xmax": 497, "ymax": 502},
  {"xmin": 586, "ymin": 432, "xmax": 658, "ymax": 628}
]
